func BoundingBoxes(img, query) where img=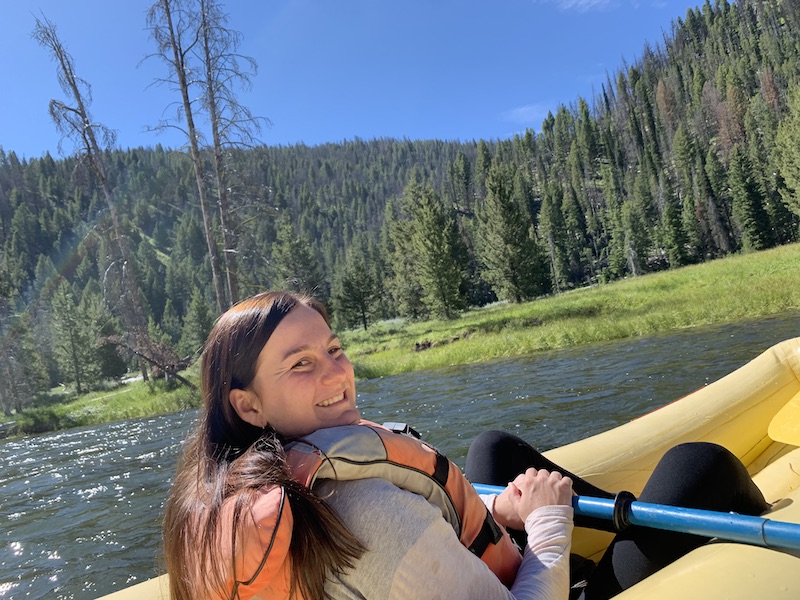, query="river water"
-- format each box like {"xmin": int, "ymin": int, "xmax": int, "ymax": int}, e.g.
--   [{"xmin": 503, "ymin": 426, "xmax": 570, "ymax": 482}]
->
[{"xmin": 2, "ymin": 312, "xmax": 800, "ymax": 599}]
